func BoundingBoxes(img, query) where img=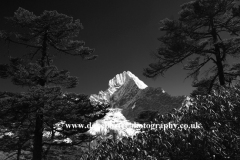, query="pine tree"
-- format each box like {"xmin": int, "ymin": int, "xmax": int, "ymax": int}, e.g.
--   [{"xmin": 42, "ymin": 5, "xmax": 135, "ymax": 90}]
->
[
  {"xmin": 143, "ymin": 0, "xmax": 240, "ymax": 96},
  {"xmin": 0, "ymin": 8, "xmax": 109, "ymax": 160}
]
